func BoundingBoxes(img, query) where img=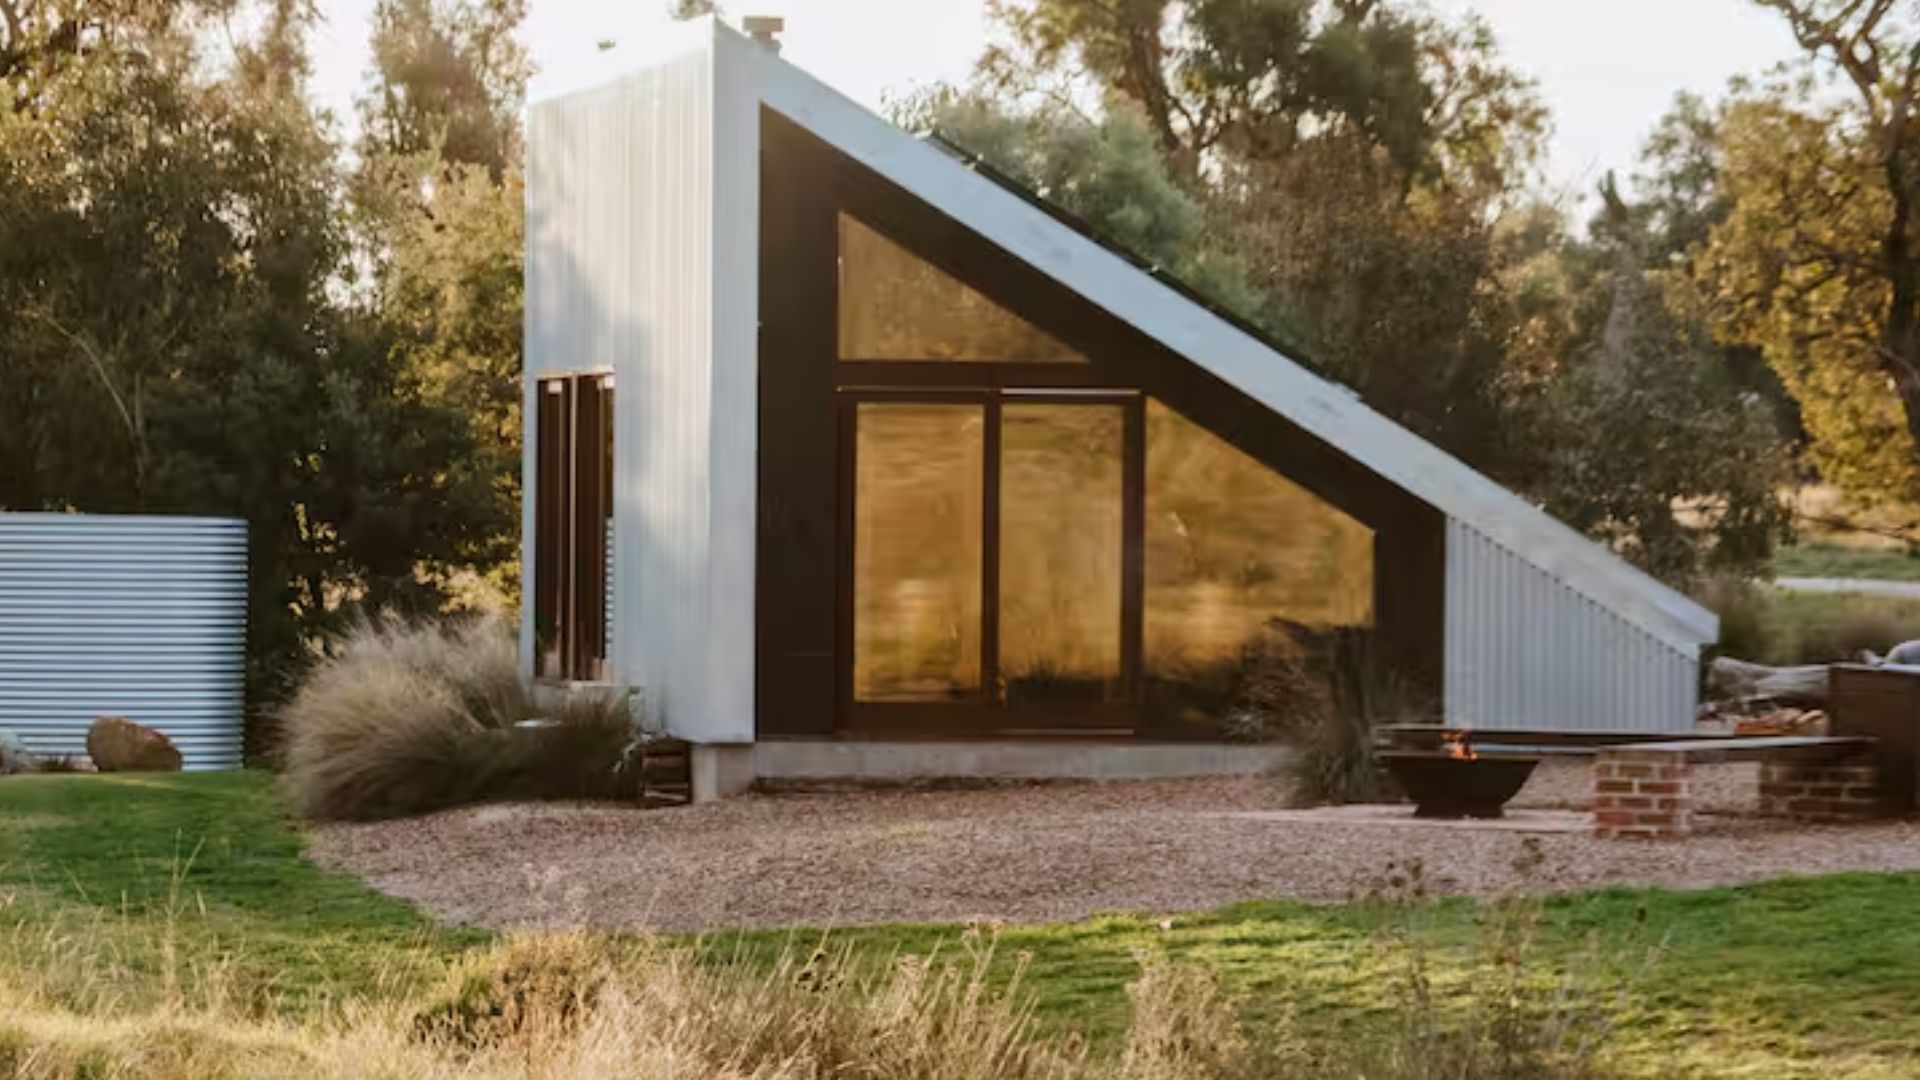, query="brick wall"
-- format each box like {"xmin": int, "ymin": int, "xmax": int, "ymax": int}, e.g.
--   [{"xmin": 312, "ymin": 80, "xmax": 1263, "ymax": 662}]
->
[
  {"xmin": 1758, "ymin": 759, "xmax": 1886, "ymax": 822},
  {"xmin": 1593, "ymin": 749, "xmax": 1694, "ymax": 839}
]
